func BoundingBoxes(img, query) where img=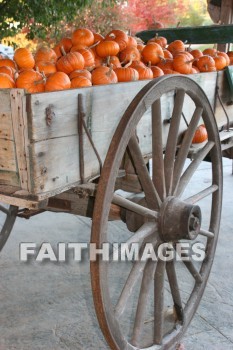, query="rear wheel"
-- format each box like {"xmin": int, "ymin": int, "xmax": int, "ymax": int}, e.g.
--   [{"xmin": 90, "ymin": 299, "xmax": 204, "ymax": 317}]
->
[
  {"xmin": 0, "ymin": 204, "xmax": 18, "ymax": 252},
  {"xmin": 91, "ymin": 76, "xmax": 222, "ymax": 350}
]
